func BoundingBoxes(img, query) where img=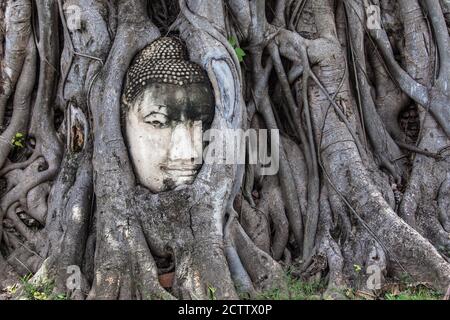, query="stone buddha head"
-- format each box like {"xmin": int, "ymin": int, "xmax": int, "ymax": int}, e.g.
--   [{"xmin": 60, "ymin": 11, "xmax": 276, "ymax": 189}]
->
[{"xmin": 122, "ymin": 37, "xmax": 215, "ymax": 193}]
